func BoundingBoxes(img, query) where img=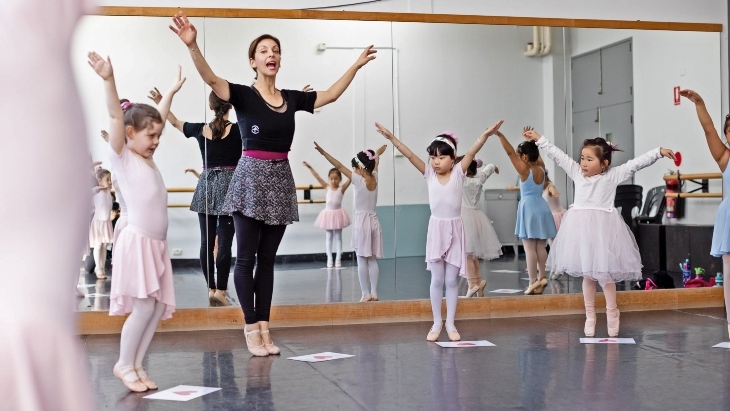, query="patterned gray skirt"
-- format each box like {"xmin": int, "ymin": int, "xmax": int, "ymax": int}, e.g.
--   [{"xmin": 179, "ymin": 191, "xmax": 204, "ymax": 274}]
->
[
  {"xmin": 190, "ymin": 168, "xmax": 236, "ymax": 215},
  {"xmin": 222, "ymin": 156, "xmax": 298, "ymax": 225}
]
